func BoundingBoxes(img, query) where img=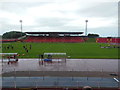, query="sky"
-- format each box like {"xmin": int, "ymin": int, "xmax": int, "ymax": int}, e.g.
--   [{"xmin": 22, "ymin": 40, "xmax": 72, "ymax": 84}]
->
[{"xmin": 0, "ymin": 0, "xmax": 119, "ymax": 37}]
